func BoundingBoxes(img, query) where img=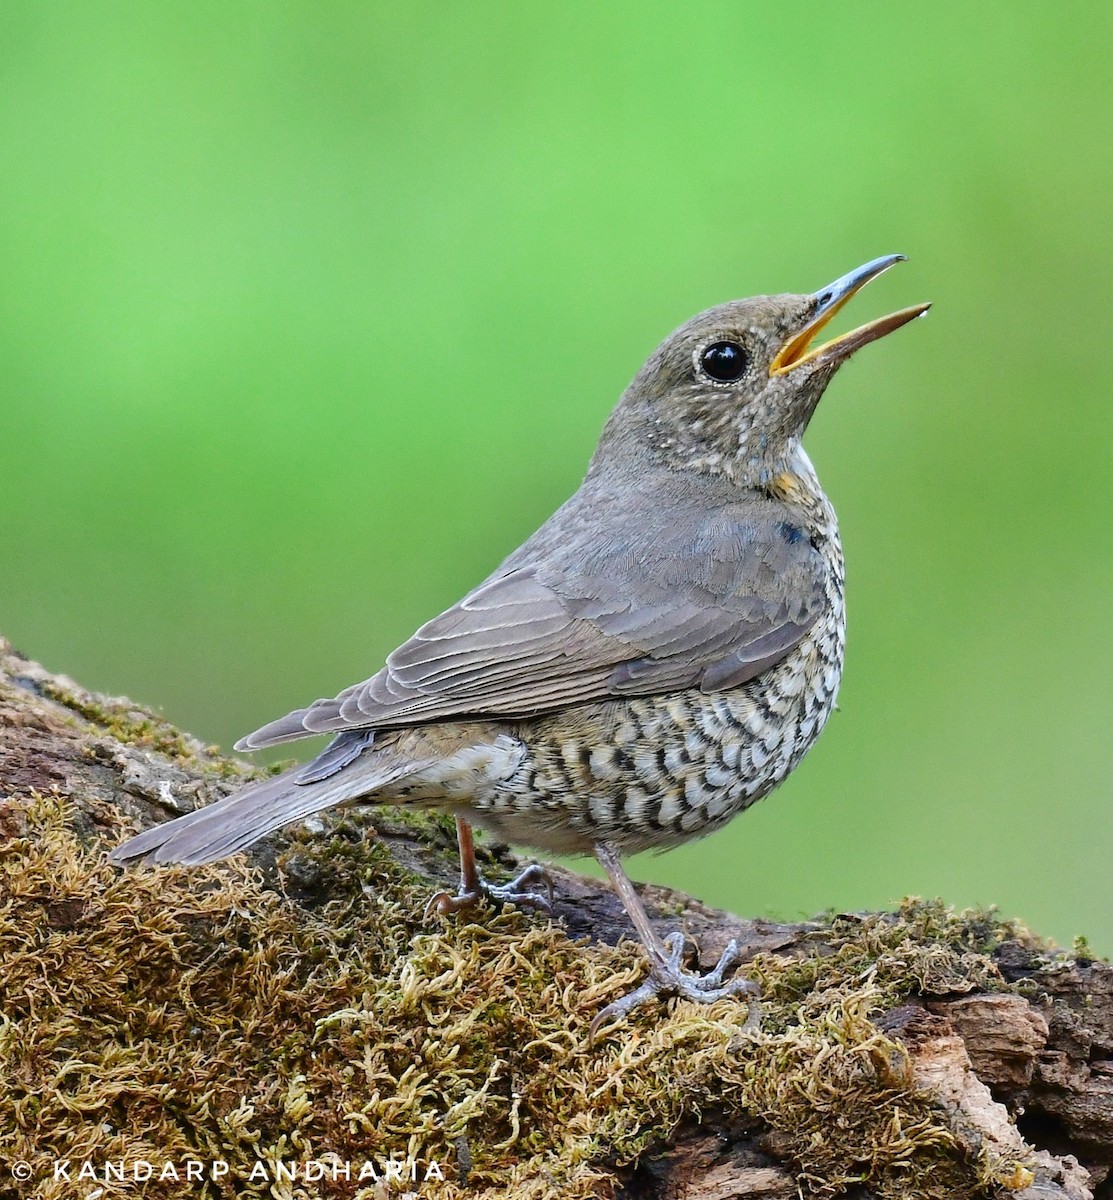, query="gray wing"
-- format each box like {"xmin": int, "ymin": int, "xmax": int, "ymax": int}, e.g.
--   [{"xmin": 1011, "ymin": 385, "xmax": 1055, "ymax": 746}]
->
[{"xmin": 237, "ymin": 502, "xmax": 827, "ymax": 750}]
